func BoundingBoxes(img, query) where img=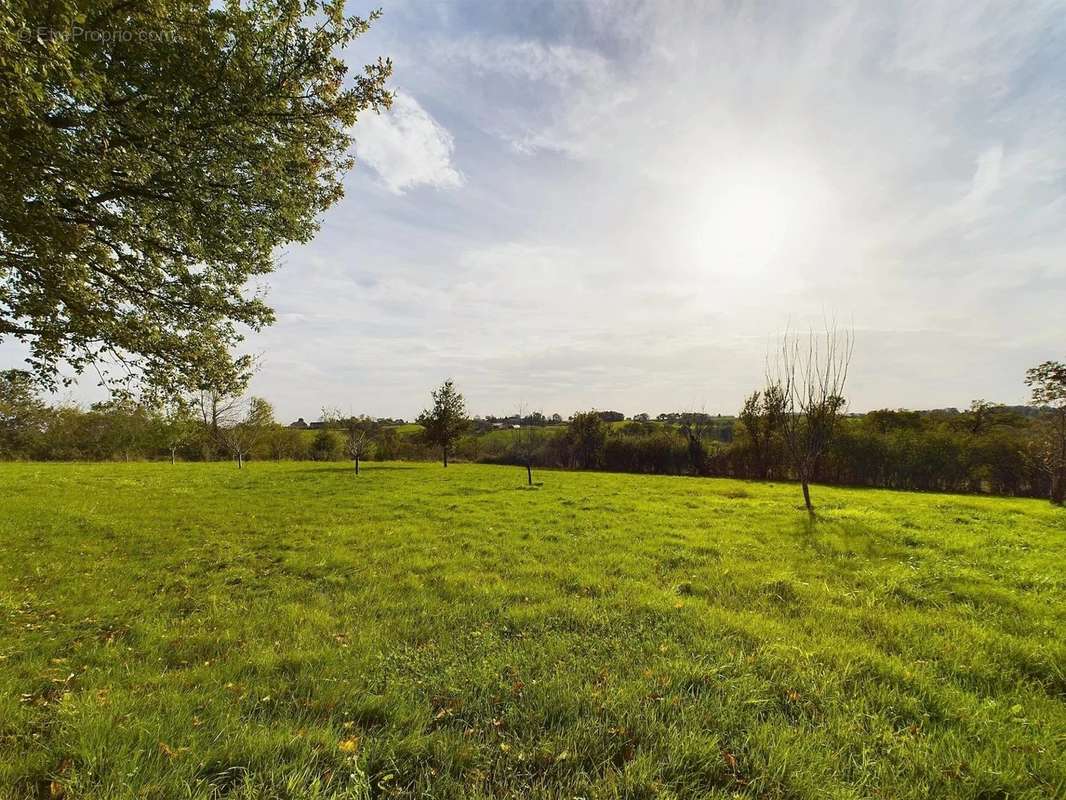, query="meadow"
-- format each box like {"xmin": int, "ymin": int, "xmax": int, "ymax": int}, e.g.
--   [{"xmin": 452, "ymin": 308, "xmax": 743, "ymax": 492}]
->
[{"xmin": 1, "ymin": 462, "xmax": 1063, "ymax": 799}]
